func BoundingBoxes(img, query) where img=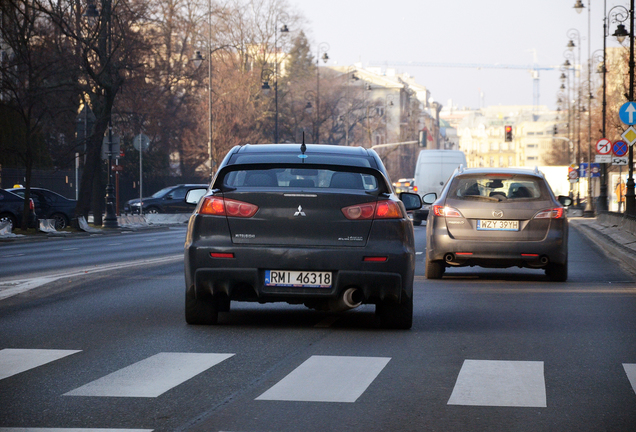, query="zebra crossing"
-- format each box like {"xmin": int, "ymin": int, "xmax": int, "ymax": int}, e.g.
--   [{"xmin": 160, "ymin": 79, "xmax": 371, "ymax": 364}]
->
[{"xmin": 0, "ymin": 348, "xmax": 635, "ymax": 431}]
